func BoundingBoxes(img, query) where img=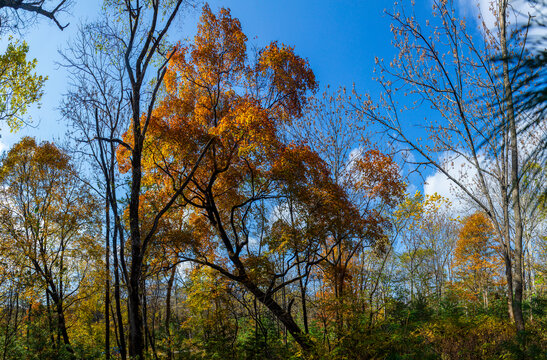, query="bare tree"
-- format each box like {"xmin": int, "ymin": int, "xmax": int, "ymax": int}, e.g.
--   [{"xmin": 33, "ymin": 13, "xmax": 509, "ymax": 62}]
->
[
  {"xmin": 353, "ymin": 0, "xmax": 538, "ymax": 331},
  {"xmin": 60, "ymin": 19, "xmax": 131, "ymax": 360}
]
